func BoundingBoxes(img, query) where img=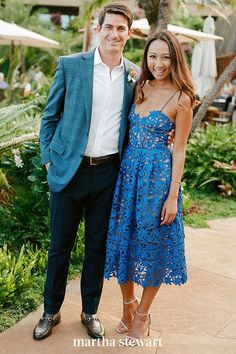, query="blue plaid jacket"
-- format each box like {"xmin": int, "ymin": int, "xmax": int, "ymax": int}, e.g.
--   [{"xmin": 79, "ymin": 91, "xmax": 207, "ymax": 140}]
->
[{"xmin": 40, "ymin": 49, "xmax": 139, "ymax": 192}]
